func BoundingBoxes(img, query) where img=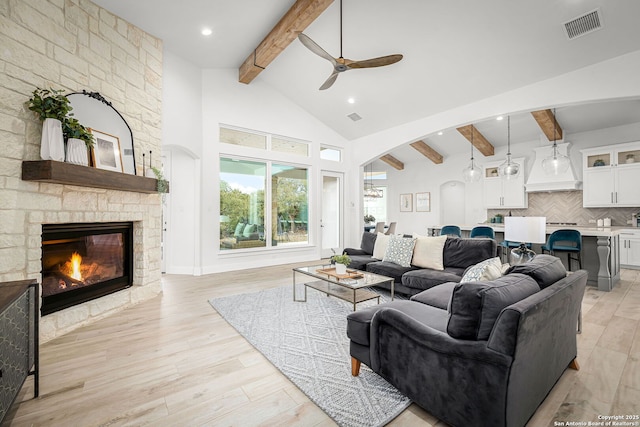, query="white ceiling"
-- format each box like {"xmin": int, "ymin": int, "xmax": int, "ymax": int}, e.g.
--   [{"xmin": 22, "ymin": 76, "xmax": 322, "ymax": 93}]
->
[{"xmin": 93, "ymin": 0, "xmax": 640, "ymax": 157}]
